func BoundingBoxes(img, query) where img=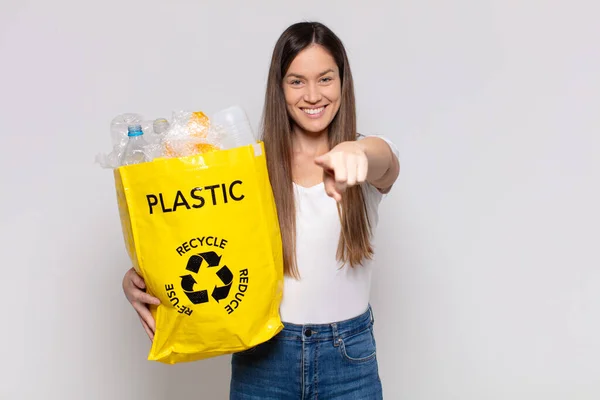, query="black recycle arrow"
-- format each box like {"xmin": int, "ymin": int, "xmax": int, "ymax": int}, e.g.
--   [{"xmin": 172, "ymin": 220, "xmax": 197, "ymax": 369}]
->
[
  {"xmin": 216, "ymin": 265, "xmax": 233, "ymax": 283},
  {"xmin": 200, "ymin": 251, "xmax": 222, "ymax": 267},
  {"xmin": 180, "ymin": 274, "xmax": 209, "ymax": 304},
  {"xmin": 180, "ymin": 274, "xmax": 197, "ymax": 291},
  {"xmin": 185, "ymin": 290, "xmax": 209, "ymax": 304},
  {"xmin": 186, "ymin": 252, "xmax": 222, "ymax": 273},
  {"xmin": 211, "ymin": 266, "xmax": 233, "ymax": 303}
]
